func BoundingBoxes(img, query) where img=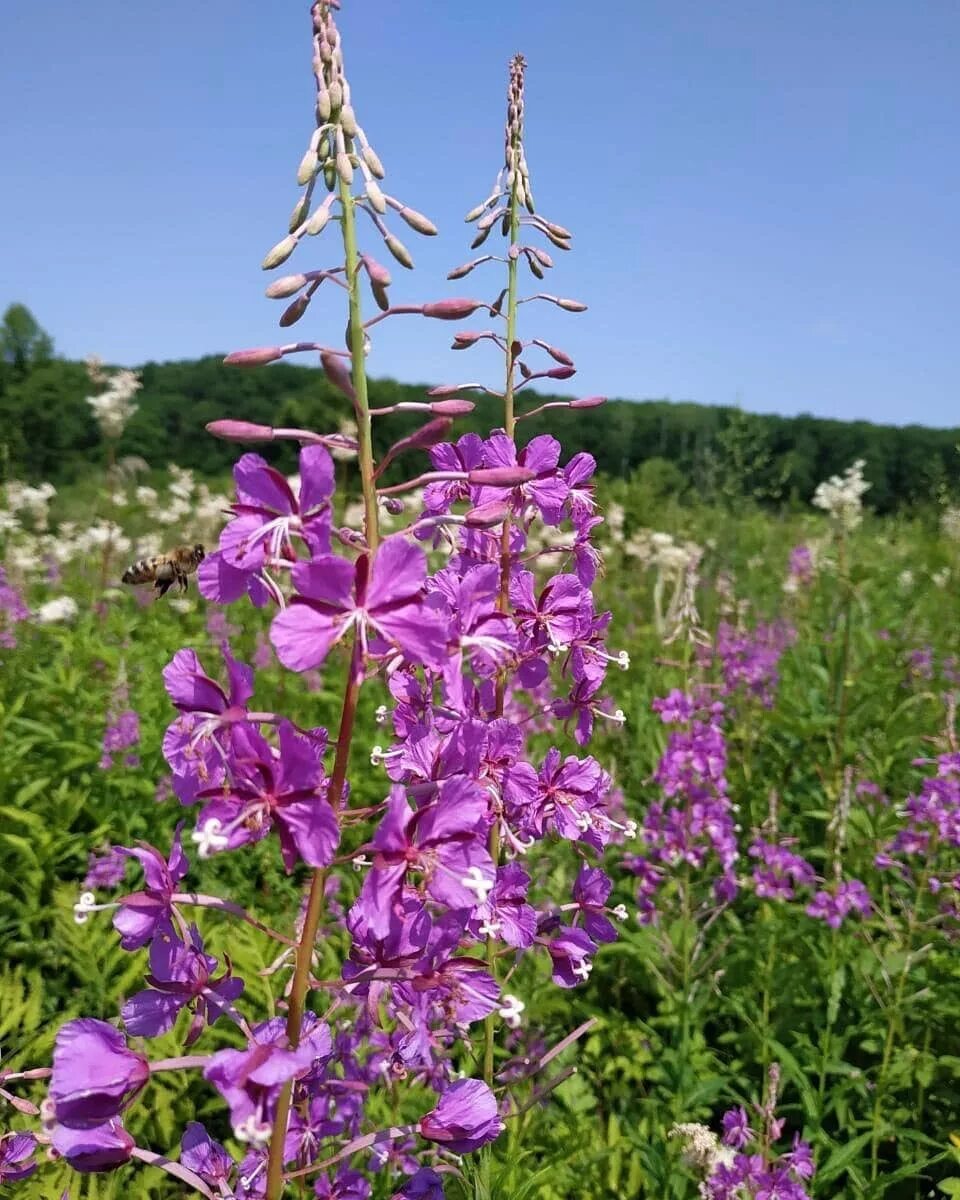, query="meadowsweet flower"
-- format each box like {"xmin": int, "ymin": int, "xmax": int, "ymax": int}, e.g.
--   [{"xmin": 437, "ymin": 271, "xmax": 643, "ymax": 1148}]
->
[
  {"xmin": 35, "ymin": 596, "xmax": 79, "ymax": 624},
  {"xmin": 812, "ymin": 459, "xmax": 870, "ymax": 530},
  {"xmin": 86, "ymin": 367, "xmax": 141, "ymax": 439}
]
